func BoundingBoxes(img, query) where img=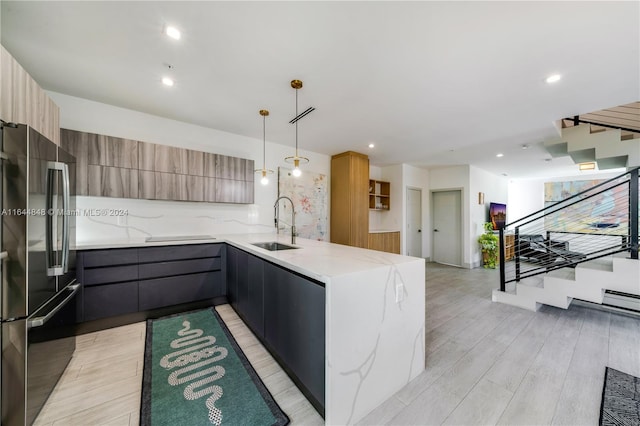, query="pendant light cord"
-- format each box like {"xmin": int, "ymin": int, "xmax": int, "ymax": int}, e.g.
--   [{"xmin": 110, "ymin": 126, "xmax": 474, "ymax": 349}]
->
[
  {"xmin": 263, "ymin": 114, "xmax": 266, "ymax": 170},
  {"xmin": 295, "ymin": 87, "xmax": 299, "ymax": 157}
]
